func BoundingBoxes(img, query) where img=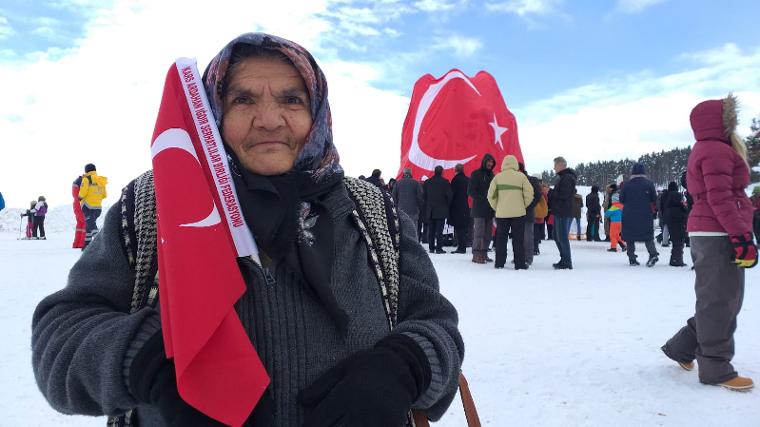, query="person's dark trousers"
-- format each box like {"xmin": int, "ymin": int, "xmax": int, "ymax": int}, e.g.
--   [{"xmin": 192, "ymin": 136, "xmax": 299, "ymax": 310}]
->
[
  {"xmin": 82, "ymin": 206, "xmax": 102, "ymax": 248},
  {"xmin": 453, "ymin": 223, "xmax": 468, "ymax": 253},
  {"xmin": 32, "ymin": 216, "xmax": 45, "ymax": 238},
  {"xmin": 428, "ymin": 218, "xmax": 445, "ymax": 252},
  {"xmin": 604, "ymin": 217, "xmax": 611, "ymax": 241},
  {"xmin": 626, "ymin": 239, "xmax": 657, "ymax": 261},
  {"xmin": 546, "ymin": 219, "xmax": 554, "ymax": 240},
  {"xmin": 472, "ymin": 217, "xmax": 491, "ymax": 259},
  {"xmin": 495, "ymin": 216, "xmax": 526, "ymax": 269},
  {"xmin": 670, "ymin": 240, "xmax": 685, "ymax": 264},
  {"xmin": 524, "ymin": 209, "xmax": 535, "ymax": 265},
  {"xmin": 420, "ymin": 218, "xmax": 428, "ymax": 244},
  {"xmin": 662, "ymin": 236, "xmax": 744, "ymax": 384},
  {"xmin": 586, "ymin": 216, "xmax": 600, "ymax": 241},
  {"xmin": 533, "ymin": 223, "xmax": 543, "ymax": 253},
  {"xmin": 553, "ymin": 216, "xmax": 572, "ymax": 266}
]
